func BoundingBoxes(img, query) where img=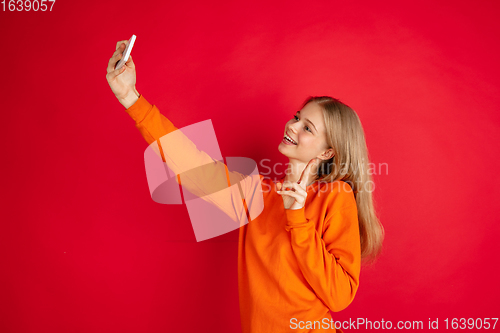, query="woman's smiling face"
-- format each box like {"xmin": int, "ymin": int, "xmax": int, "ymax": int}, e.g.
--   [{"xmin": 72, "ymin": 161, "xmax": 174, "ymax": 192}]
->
[{"xmin": 278, "ymin": 101, "xmax": 332, "ymax": 163}]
